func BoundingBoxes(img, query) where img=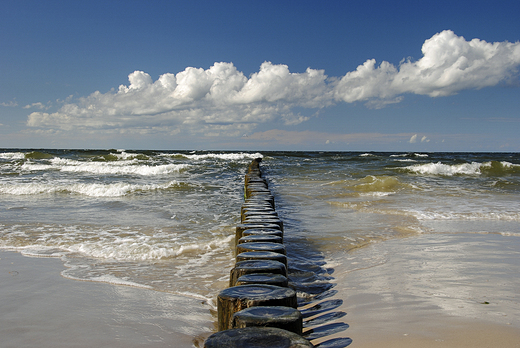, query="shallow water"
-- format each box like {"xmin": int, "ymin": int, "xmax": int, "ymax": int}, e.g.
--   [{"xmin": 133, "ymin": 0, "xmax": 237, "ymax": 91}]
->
[{"xmin": 1, "ymin": 149, "xmax": 519, "ymax": 340}]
